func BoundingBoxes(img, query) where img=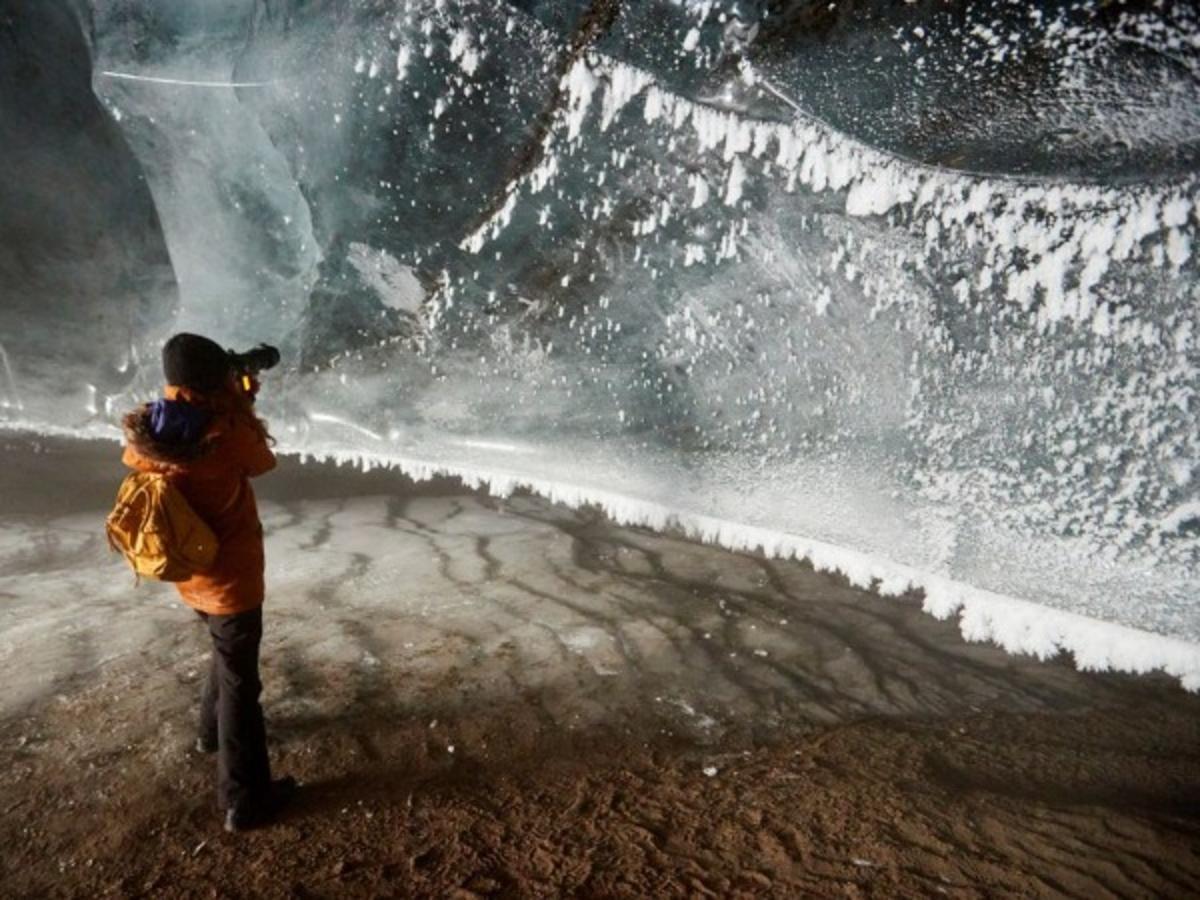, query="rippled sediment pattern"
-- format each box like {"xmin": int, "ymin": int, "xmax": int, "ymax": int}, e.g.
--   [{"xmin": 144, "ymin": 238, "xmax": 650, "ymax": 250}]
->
[{"xmin": 0, "ymin": 435, "xmax": 1179, "ymax": 723}]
